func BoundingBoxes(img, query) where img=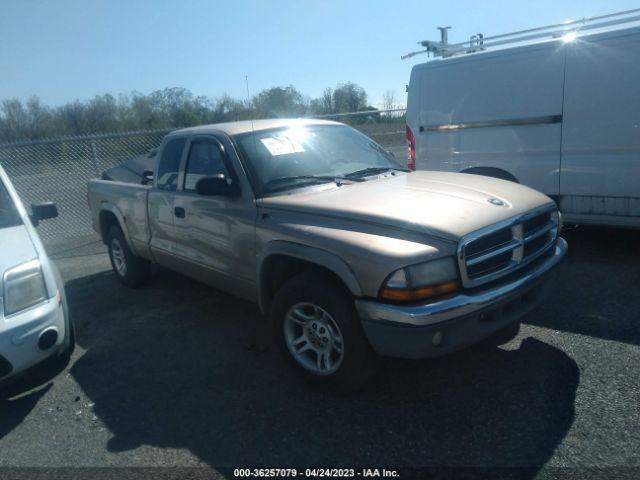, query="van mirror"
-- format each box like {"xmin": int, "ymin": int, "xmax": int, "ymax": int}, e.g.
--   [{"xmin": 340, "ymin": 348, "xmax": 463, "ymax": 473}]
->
[
  {"xmin": 195, "ymin": 174, "xmax": 240, "ymax": 197},
  {"xmin": 31, "ymin": 202, "xmax": 58, "ymax": 226}
]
